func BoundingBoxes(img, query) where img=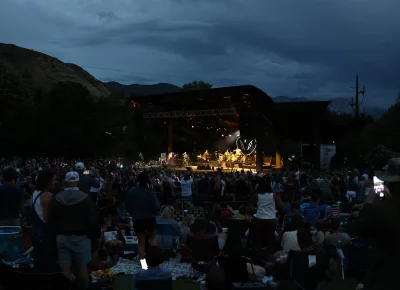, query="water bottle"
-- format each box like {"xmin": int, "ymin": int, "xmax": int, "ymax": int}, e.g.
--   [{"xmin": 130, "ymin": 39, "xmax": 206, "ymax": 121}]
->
[
  {"xmin": 200, "ymin": 281, "xmax": 206, "ymax": 290},
  {"xmin": 241, "ymin": 236, "xmax": 248, "ymax": 249}
]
